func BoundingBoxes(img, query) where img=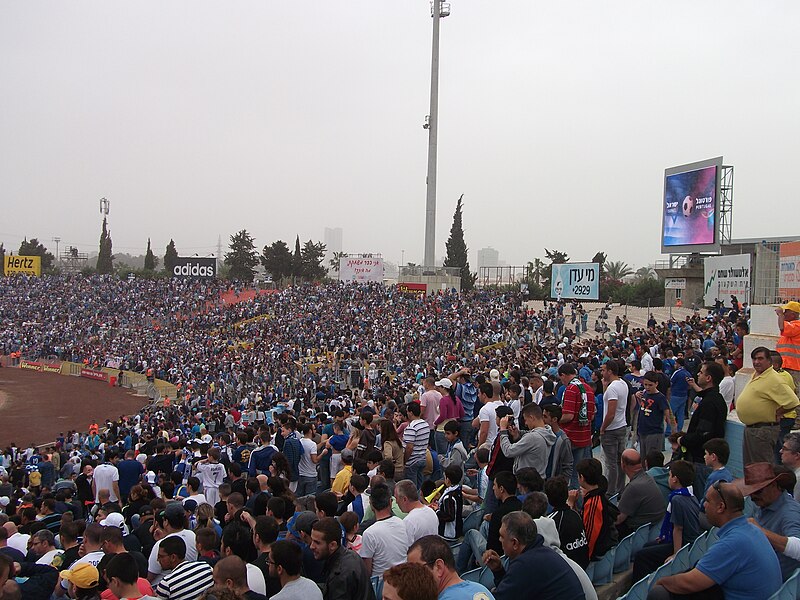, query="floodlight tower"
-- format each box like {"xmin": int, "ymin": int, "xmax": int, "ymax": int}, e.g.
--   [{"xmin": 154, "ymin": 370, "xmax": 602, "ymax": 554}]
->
[{"xmin": 423, "ymin": 0, "xmax": 450, "ymax": 271}]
